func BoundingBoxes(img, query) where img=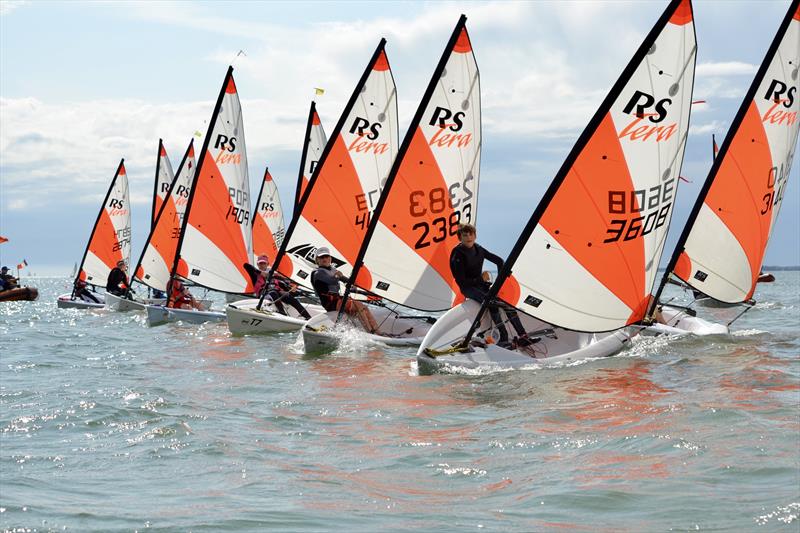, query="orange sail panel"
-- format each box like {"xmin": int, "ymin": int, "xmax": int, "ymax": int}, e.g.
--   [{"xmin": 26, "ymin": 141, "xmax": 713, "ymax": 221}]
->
[
  {"xmin": 359, "ymin": 18, "xmax": 481, "ymax": 311},
  {"xmin": 78, "ymin": 161, "xmax": 131, "ymax": 286},
  {"xmin": 176, "ymin": 69, "xmax": 254, "ymax": 294},
  {"xmin": 674, "ymin": 2, "xmax": 799, "ymax": 303}
]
